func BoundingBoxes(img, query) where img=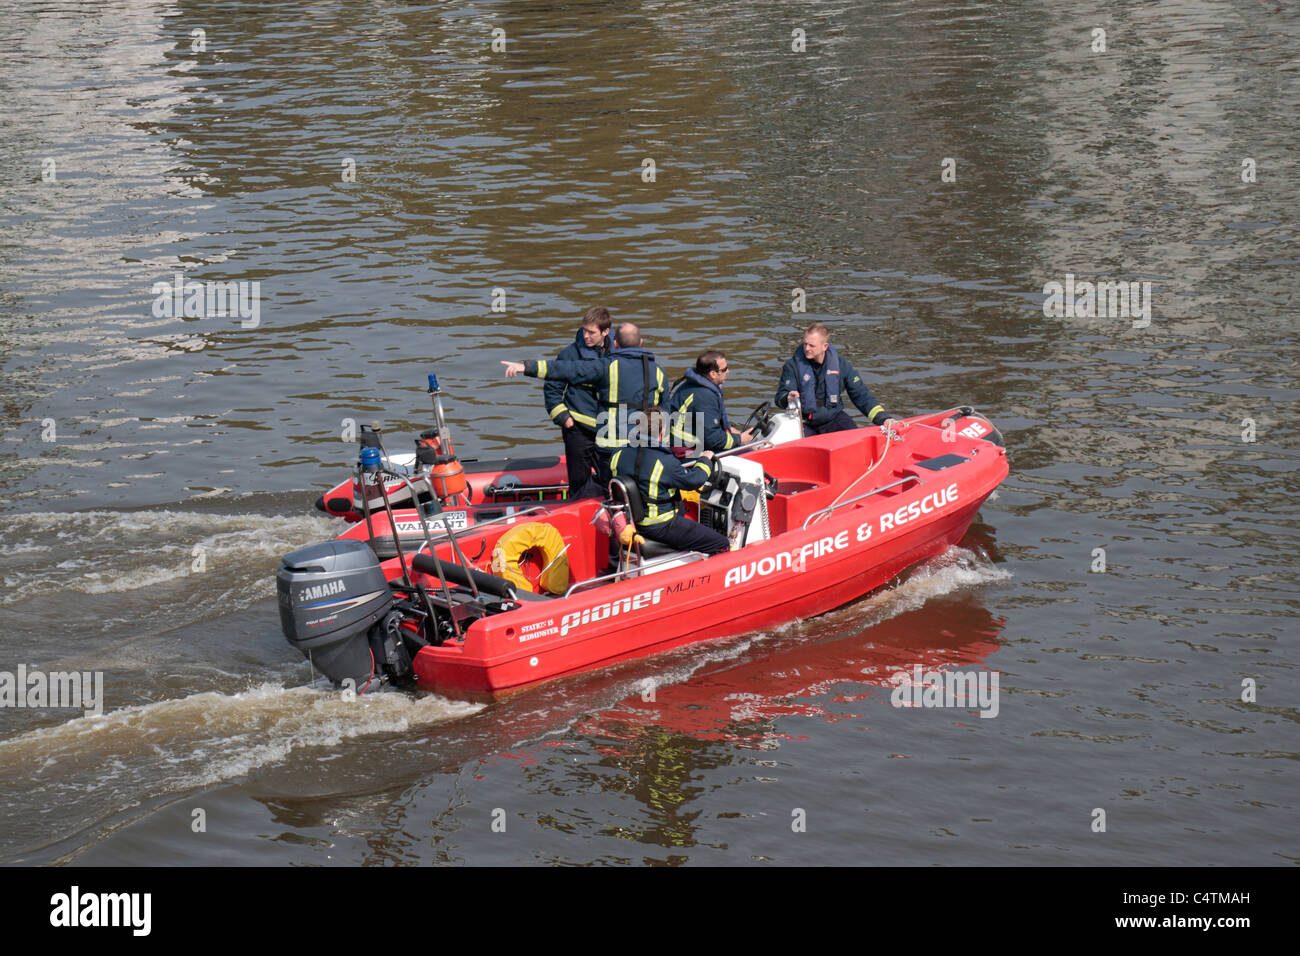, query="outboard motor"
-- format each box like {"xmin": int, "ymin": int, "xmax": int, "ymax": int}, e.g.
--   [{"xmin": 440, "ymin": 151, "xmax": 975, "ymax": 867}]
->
[{"xmin": 278, "ymin": 539, "xmax": 398, "ymax": 686}]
